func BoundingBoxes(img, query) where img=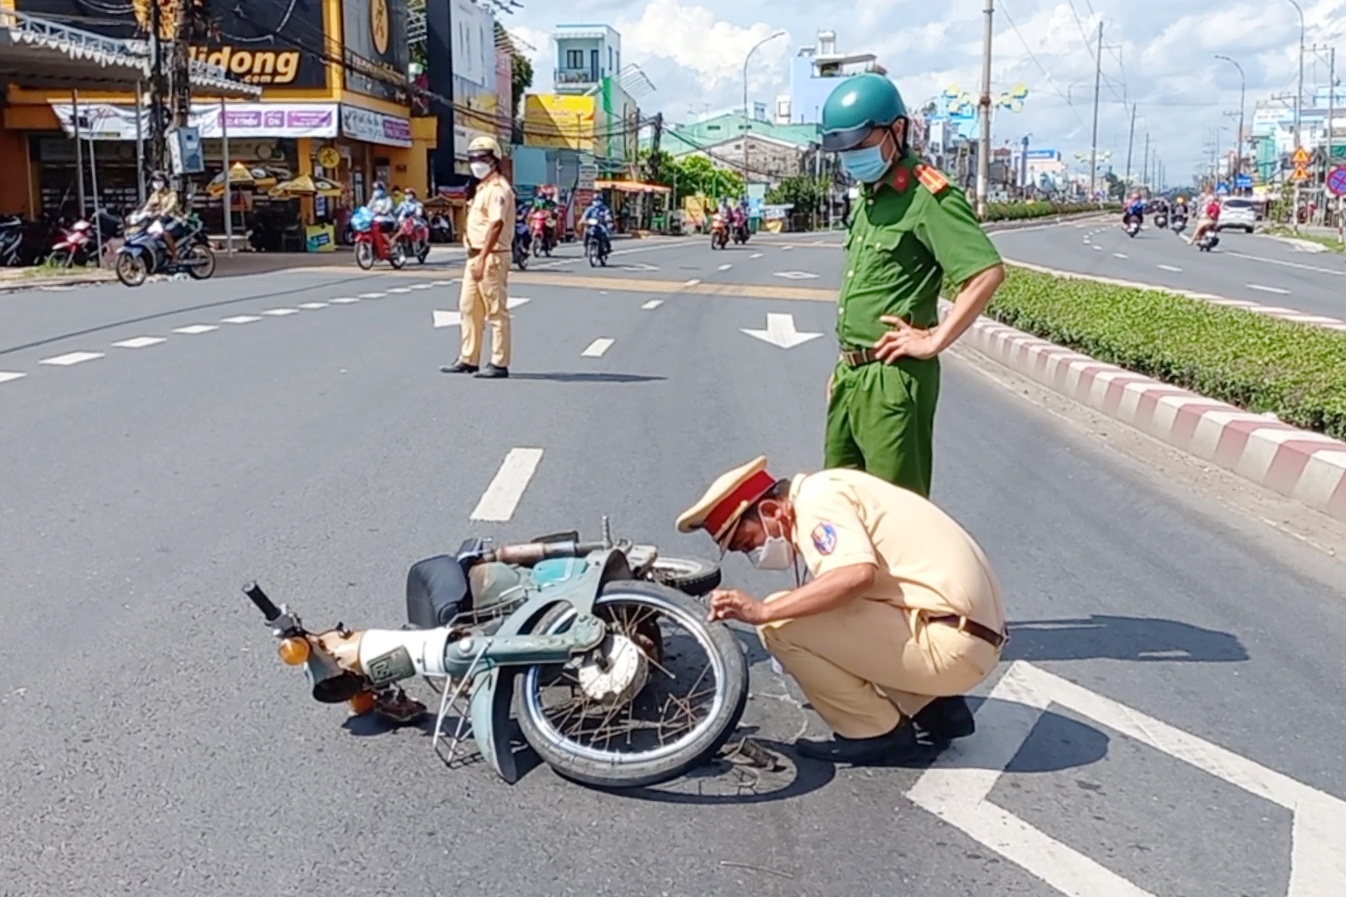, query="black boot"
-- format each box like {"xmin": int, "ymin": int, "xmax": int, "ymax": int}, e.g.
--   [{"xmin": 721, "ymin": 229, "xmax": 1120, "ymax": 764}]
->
[
  {"xmin": 439, "ymin": 360, "xmax": 479, "ymax": 374},
  {"xmin": 794, "ymin": 718, "xmax": 921, "ymax": 765},
  {"xmin": 474, "ymin": 364, "xmax": 509, "ymax": 379},
  {"xmin": 912, "ymin": 696, "xmax": 976, "ymax": 744}
]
